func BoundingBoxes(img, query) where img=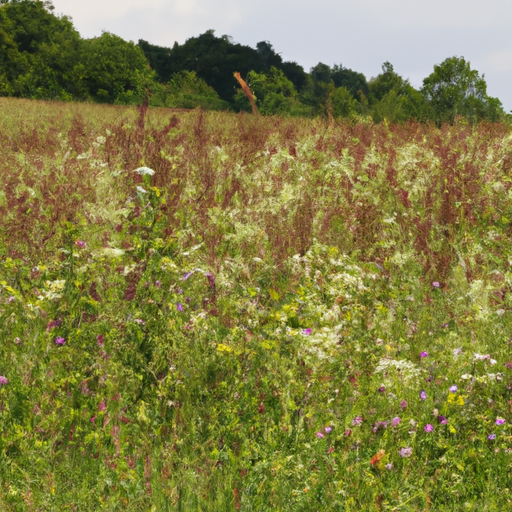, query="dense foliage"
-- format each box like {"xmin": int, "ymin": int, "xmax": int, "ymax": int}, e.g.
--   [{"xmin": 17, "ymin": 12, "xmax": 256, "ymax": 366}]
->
[
  {"xmin": 1, "ymin": 97, "xmax": 512, "ymax": 509},
  {"xmin": 0, "ymin": 0, "xmax": 507, "ymax": 124}
]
